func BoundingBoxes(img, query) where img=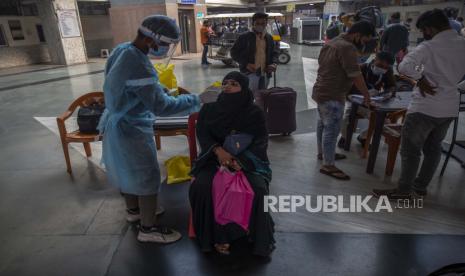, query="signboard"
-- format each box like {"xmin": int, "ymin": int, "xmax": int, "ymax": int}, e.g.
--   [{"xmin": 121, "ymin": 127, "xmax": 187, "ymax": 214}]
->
[
  {"xmin": 196, "ymin": 12, "xmax": 204, "ymax": 19},
  {"xmin": 178, "ymin": 0, "xmax": 196, "ymax": 4},
  {"xmin": 57, "ymin": 9, "xmax": 81, "ymax": 38},
  {"xmin": 286, "ymin": 4, "xmax": 296, "ymax": 13}
]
